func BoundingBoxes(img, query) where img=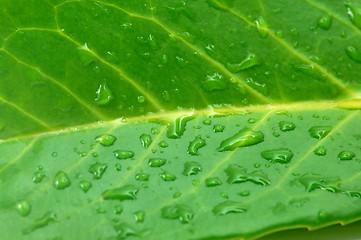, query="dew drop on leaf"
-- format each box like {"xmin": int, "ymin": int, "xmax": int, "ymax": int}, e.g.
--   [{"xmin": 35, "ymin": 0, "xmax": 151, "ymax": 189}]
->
[
  {"xmin": 32, "ymin": 171, "xmax": 45, "ymax": 183},
  {"xmin": 224, "ymin": 164, "xmax": 270, "ymax": 185},
  {"xmin": 167, "ymin": 115, "xmax": 194, "ymax": 139},
  {"xmin": 158, "ymin": 140, "xmax": 169, "ymax": 148},
  {"xmin": 239, "ymin": 191, "xmax": 250, "ymax": 197},
  {"xmin": 114, "ymin": 150, "xmax": 135, "ymax": 160},
  {"xmin": 213, "ymin": 124, "xmax": 225, "ymax": 133},
  {"xmin": 314, "ymin": 146, "xmax": 327, "ymax": 156},
  {"xmin": 212, "ymin": 201, "xmax": 247, "ymax": 215},
  {"xmin": 205, "ymin": 177, "xmax": 222, "ymax": 187},
  {"xmin": 148, "ymin": 158, "xmax": 166, "ymax": 167},
  {"xmin": 88, "ymin": 162, "xmax": 107, "ymax": 179},
  {"xmin": 134, "ymin": 211, "xmax": 145, "ymax": 223},
  {"xmin": 201, "ymin": 72, "xmax": 228, "ymax": 92},
  {"xmin": 217, "ymin": 128, "xmax": 264, "ymax": 151},
  {"xmin": 140, "ymin": 134, "xmax": 152, "ymax": 148},
  {"xmin": 317, "ymin": 15, "xmax": 332, "ymax": 30},
  {"xmin": 22, "ymin": 212, "xmax": 57, "ymax": 234},
  {"xmin": 255, "ymin": 16, "xmax": 268, "ymax": 38},
  {"xmin": 16, "ymin": 200, "xmax": 31, "ymax": 217},
  {"xmin": 345, "ymin": 0, "xmax": 361, "ymax": 29},
  {"xmin": 95, "ymin": 134, "xmax": 117, "ymax": 146},
  {"xmin": 102, "ymin": 185, "xmax": 139, "ymax": 201},
  {"xmin": 309, "ymin": 126, "xmax": 332, "ymax": 139},
  {"xmin": 53, "ymin": 171, "xmax": 71, "ymax": 190},
  {"xmin": 226, "ymin": 53, "xmax": 261, "ymax": 73},
  {"xmin": 187, "ymin": 135, "xmax": 206, "ymax": 155},
  {"xmin": 115, "ymin": 163, "xmax": 122, "ymax": 171},
  {"xmin": 95, "ymin": 82, "xmax": 113, "ymax": 105},
  {"xmin": 338, "ymin": 151, "xmax": 356, "ymax": 160},
  {"xmin": 114, "ymin": 205, "xmax": 124, "ymax": 215},
  {"xmin": 79, "ymin": 180, "xmax": 92, "ymax": 193},
  {"xmin": 202, "ymin": 119, "xmax": 212, "ymax": 125},
  {"xmin": 279, "ymin": 121, "xmax": 296, "ymax": 132},
  {"xmin": 161, "ymin": 204, "xmax": 194, "ymax": 223},
  {"xmin": 135, "ymin": 172, "xmax": 149, "ymax": 181},
  {"xmin": 261, "ymin": 148, "xmax": 294, "ymax": 164},
  {"xmin": 160, "ymin": 171, "xmax": 177, "ymax": 181},
  {"xmin": 183, "ymin": 161, "xmax": 202, "ymax": 176},
  {"xmin": 345, "ymin": 46, "xmax": 361, "ymax": 63}
]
